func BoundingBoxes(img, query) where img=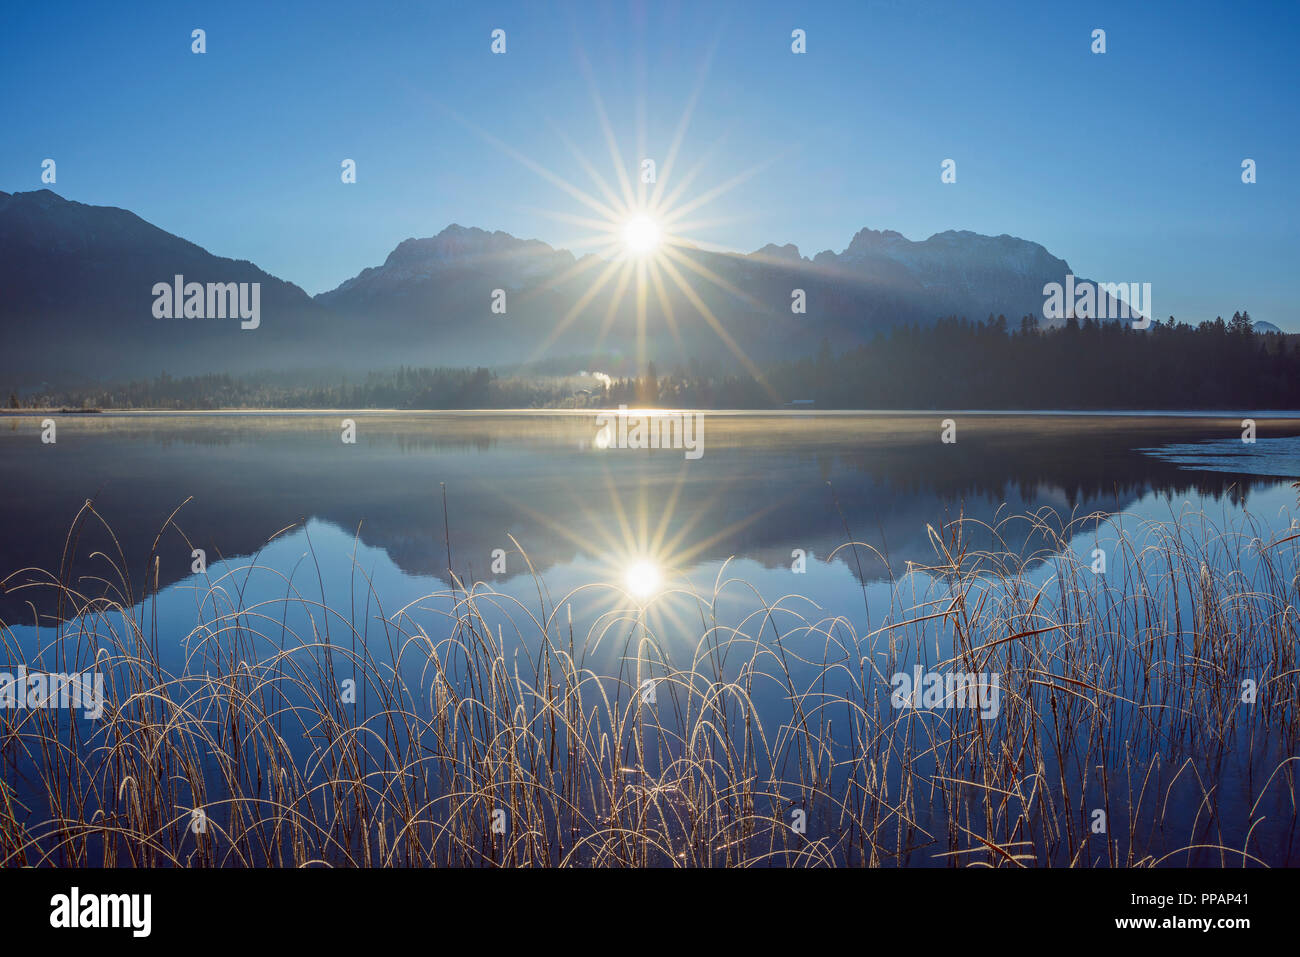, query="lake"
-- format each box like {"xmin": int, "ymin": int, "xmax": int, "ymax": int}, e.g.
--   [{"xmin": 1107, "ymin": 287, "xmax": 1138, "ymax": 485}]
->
[{"xmin": 2, "ymin": 411, "xmax": 1298, "ymax": 866}]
